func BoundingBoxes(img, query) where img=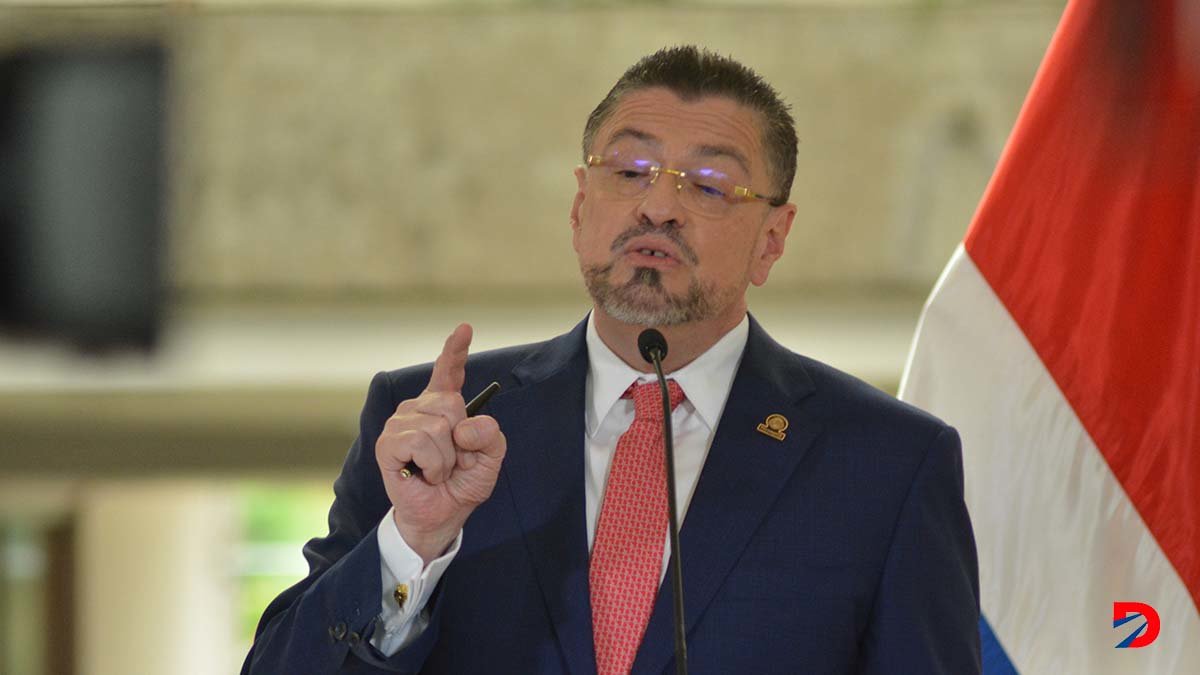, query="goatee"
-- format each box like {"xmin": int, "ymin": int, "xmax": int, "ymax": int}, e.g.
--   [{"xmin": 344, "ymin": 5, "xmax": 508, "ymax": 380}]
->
[{"xmin": 582, "ymin": 263, "xmax": 715, "ymax": 326}]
